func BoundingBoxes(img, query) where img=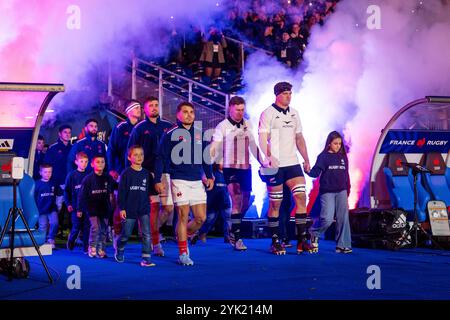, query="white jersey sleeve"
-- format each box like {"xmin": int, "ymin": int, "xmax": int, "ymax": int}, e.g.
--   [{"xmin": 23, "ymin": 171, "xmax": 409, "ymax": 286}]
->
[
  {"xmin": 212, "ymin": 121, "xmax": 225, "ymax": 142},
  {"xmin": 258, "ymin": 109, "xmax": 271, "ymax": 134}
]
